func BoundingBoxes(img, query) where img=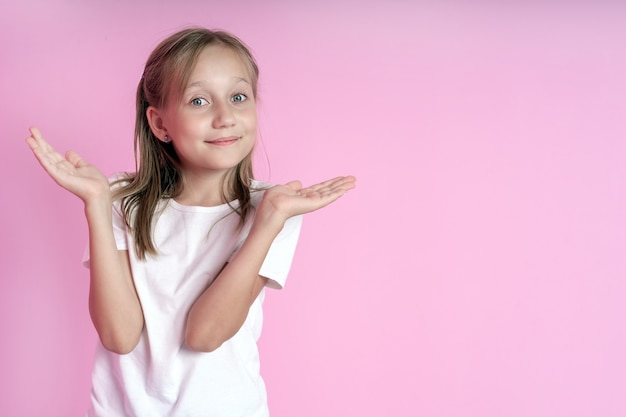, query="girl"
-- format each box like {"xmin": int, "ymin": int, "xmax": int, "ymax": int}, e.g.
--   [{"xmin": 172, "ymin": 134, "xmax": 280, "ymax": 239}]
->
[{"xmin": 26, "ymin": 27, "xmax": 355, "ymax": 417}]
